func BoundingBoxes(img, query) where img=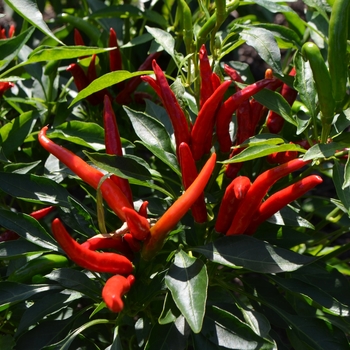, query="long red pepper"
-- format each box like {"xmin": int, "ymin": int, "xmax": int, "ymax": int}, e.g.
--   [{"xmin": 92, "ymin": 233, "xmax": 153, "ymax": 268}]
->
[
  {"xmin": 109, "ymin": 28, "xmax": 123, "ymax": 72},
  {"xmin": 191, "ymin": 80, "xmax": 231, "ymax": 160},
  {"xmin": 178, "ymin": 142, "xmax": 208, "ymax": 223},
  {"xmin": 142, "ymin": 152, "xmax": 216, "ymax": 260},
  {"xmin": 103, "ymin": 95, "xmax": 134, "ymax": 206},
  {"xmin": 245, "ymin": 175, "xmax": 323, "ymax": 234},
  {"xmin": 51, "ymin": 218, "xmax": 134, "ymax": 275},
  {"xmin": 102, "ymin": 274, "xmax": 135, "ymax": 312},
  {"xmin": 142, "ymin": 60, "xmax": 191, "ymax": 153},
  {"xmin": 215, "ymin": 176, "xmax": 251, "ymax": 234},
  {"xmin": 38, "ymin": 126, "xmax": 133, "ymax": 221},
  {"xmin": 74, "ymin": 28, "xmax": 85, "ymax": 46},
  {"xmin": 266, "ymin": 68, "xmax": 297, "ymax": 134},
  {"xmin": 226, "ymin": 158, "xmax": 309, "ymax": 235},
  {"xmin": 199, "ymin": 44, "xmax": 214, "ymax": 109},
  {"xmin": 216, "ymin": 78, "xmax": 275, "ymax": 153},
  {"xmin": 0, "ymin": 82, "xmax": 14, "ymax": 98},
  {"xmin": 115, "ymin": 52, "xmax": 162, "ymax": 104}
]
